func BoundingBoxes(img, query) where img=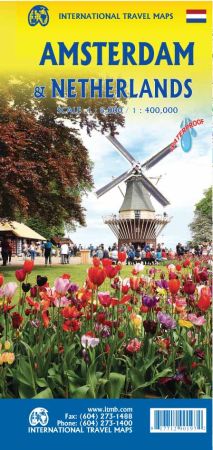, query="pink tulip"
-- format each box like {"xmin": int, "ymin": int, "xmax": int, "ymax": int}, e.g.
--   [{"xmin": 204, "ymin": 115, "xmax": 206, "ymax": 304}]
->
[
  {"xmin": 54, "ymin": 296, "xmax": 71, "ymax": 307},
  {"xmin": 4, "ymin": 282, "xmax": 18, "ymax": 299},
  {"xmin": 54, "ymin": 277, "xmax": 70, "ymax": 295},
  {"xmin": 188, "ymin": 313, "xmax": 206, "ymax": 327},
  {"xmin": 81, "ymin": 334, "xmax": 99, "ymax": 348}
]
